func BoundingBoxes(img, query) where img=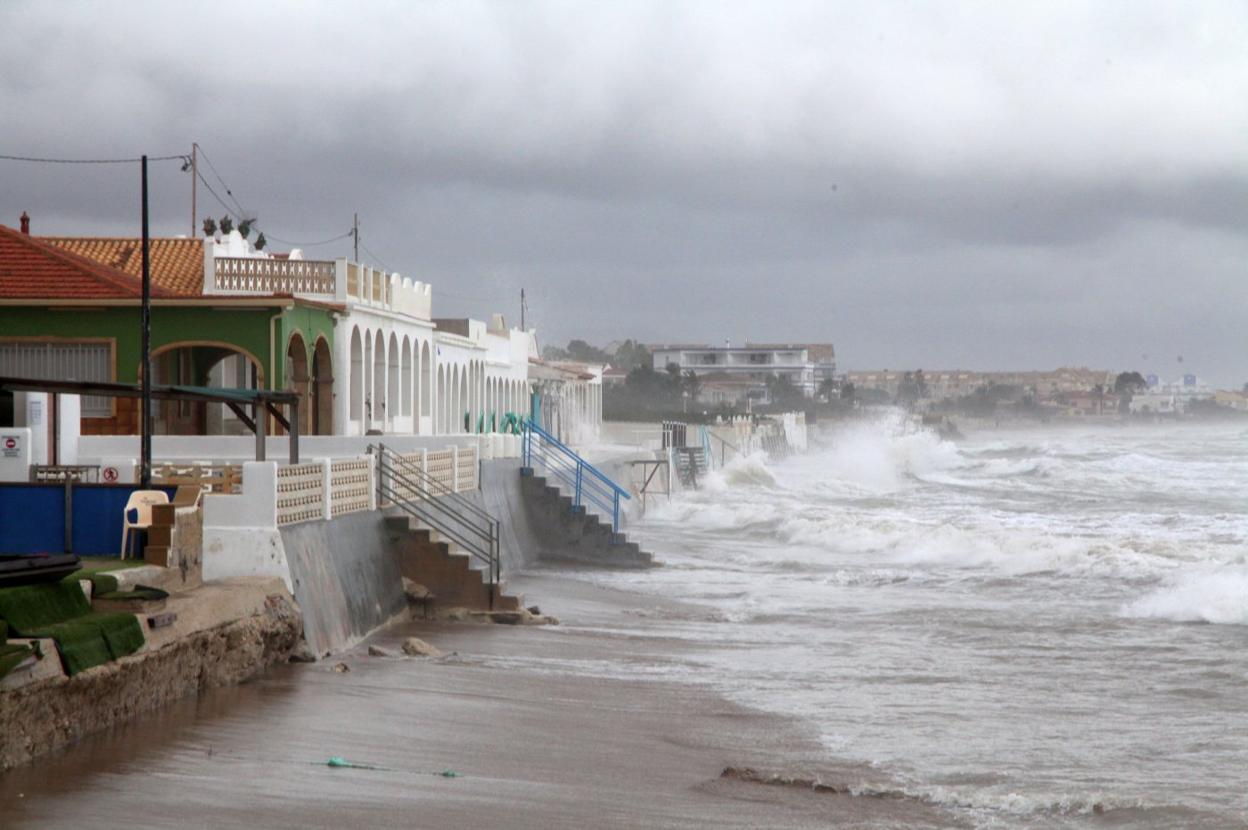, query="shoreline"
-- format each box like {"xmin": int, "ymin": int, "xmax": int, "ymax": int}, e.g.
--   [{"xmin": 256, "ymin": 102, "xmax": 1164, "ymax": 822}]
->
[{"xmin": 0, "ymin": 571, "xmax": 966, "ymax": 829}]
